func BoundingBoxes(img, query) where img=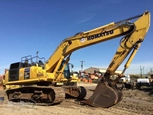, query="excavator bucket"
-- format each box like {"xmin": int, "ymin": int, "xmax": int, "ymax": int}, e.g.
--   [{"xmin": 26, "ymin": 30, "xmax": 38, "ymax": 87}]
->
[{"xmin": 82, "ymin": 78, "xmax": 123, "ymax": 108}]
